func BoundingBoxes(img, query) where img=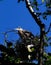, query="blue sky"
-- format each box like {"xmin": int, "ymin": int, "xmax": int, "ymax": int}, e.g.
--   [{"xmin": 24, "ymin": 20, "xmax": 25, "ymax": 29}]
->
[{"xmin": 0, "ymin": 0, "xmax": 51, "ymax": 52}]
